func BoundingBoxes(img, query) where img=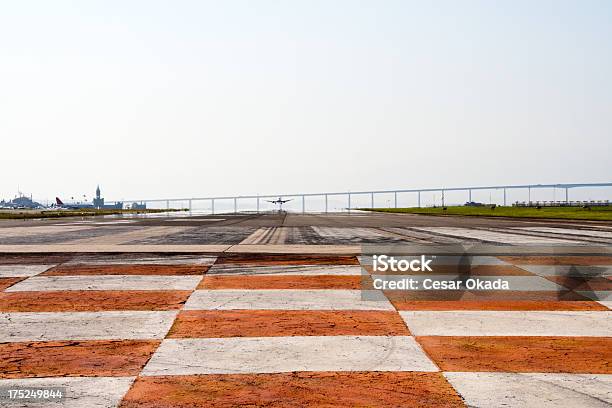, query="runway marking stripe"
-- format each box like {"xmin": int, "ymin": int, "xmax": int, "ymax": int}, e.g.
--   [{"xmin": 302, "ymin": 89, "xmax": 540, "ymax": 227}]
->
[
  {"xmin": 239, "ymin": 227, "xmax": 282, "ymax": 245},
  {"xmin": 167, "ymin": 310, "xmax": 410, "ymax": 338},
  {"xmin": 206, "ymin": 264, "xmax": 363, "ymax": 276},
  {"xmin": 64, "ymin": 255, "xmax": 216, "ymax": 266},
  {"xmin": 140, "ymin": 336, "xmax": 439, "ymax": 375},
  {"xmin": 393, "ymin": 300, "xmax": 608, "ymax": 311},
  {"xmin": 444, "ymin": 372, "xmax": 612, "ymax": 408},
  {"xmin": 545, "ymin": 276, "xmax": 612, "ymax": 291},
  {"xmin": 0, "ymin": 265, "xmax": 54, "ymax": 277},
  {"xmin": 42, "ymin": 264, "xmax": 209, "ymax": 276},
  {"xmin": 499, "ymin": 255, "xmax": 612, "ymax": 265},
  {"xmin": 227, "ymin": 244, "xmax": 364, "ymax": 254},
  {"xmin": 198, "ymin": 275, "xmax": 372, "ymax": 290},
  {"xmin": 379, "ymin": 227, "xmax": 465, "ymax": 244},
  {"xmin": 417, "ymin": 336, "xmax": 612, "ymax": 373},
  {"xmin": 599, "ymin": 300, "xmax": 612, "ymax": 310},
  {"xmin": 0, "ymin": 290, "xmax": 192, "ymax": 312},
  {"xmin": 577, "ymin": 291, "xmax": 612, "ymax": 303},
  {"xmin": 119, "ymin": 372, "xmax": 464, "ymax": 408},
  {"xmin": 516, "ymin": 227, "xmax": 612, "ymax": 239},
  {"xmin": 5, "ymin": 275, "xmax": 203, "ymax": 292},
  {"xmin": 401, "ymin": 311, "xmax": 612, "ymax": 337},
  {"xmin": 0, "ymin": 377, "xmax": 135, "ymax": 408},
  {"xmin": 360, "ymin": 255, "xmax": 510, "ymax": 266},
  {"xmin": 237, "ymin": 227, "xmax": 269, "ymax": 245},
  {"xmin": 183, "ymin": 289, "xmax": 395, "ymax": 311},
  {"xmin": 364, "ymin": 264, "xmax": 535, "ymax": 276},
  {"xmin": 385, "ymin": 290, "xmax": 594, "ymax": 302},
  {"xmin": 411, "ymin": 227, "xmax": 579, "ymax": 244},
  {"xmin": 517, "ymin": 264, "xmax": 612, "ymax": 277},
  {"xmin": 312, "ymin": 227, "xmax": 402, "ymax": 241},
  {"xmin": 217, "ymin": 254, "xmax": 359, "ymax": 266},
  {"xmin": 0, "ymin": 340, "xmax": 160, "ymax": 379},
  {"xmin": 0, "ymin": 311, "xmax": 178, "ymax": 342},
  {"xmin": 372, "ymin": 275, "xmax": 563, "ymax": 291}
]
